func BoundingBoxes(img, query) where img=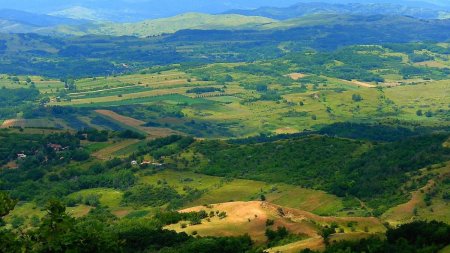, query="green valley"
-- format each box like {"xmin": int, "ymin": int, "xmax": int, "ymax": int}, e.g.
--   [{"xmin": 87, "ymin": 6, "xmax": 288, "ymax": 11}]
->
[{"xmin": 0, "ymin": 2, "xmax": 449, "ymax": 252}]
